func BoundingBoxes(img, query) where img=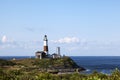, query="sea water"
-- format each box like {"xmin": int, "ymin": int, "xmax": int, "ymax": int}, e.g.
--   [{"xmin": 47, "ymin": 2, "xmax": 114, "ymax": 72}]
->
[{"xmin": 71, "ymin": 56, "xmax": 120, "ymax": 74}]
